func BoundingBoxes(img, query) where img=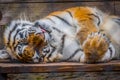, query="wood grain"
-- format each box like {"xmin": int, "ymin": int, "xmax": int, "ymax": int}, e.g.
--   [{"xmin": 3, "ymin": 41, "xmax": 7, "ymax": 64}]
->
[
  {"xmin": 0, "ymin": 11, "xmax": 2, "ymax": 20},
  {"xmin": 0, "ymin": 2, "xmax": 116, "ymax": 25},
  {"xmin": 0, "ymin": 60, "xmax": 120, "ymax": 73},
  {"xmin": 7, "ymin": 72, "xmax": 120, "ymax": 80},
  {"xmin": 0, "ymin": 0, "xmax": 115, "ymax": 3},
  {"xmin": 115, "ymin": 1, "xmax": 120, "ymax": 16}
]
